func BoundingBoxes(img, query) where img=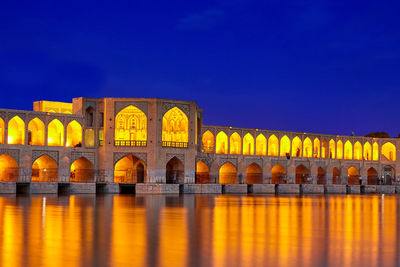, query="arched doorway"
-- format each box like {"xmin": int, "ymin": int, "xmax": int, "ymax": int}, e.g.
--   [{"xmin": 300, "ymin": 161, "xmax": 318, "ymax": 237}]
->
[
  {"xmin": 28, "ymin": 118, "xmax": 45, "ymax": 146},
  {"xmin": 246, "ymin": 163, "xmax": 262, "ymax": 184},
  {"xmin": 166, "ymin": 157, "xmax": 184, "ymax": 184},
  {"xmin": 70, "ymin": 157, "xmax": 94, "ymax": 183},
  {"xmin": 47, "ymin": 119, "xmax": 64, "ymax": 146},
  {"xmin": 382, "ymin": 165, "xmax": 396, "ymax": 185},
  {"xmin": 196, "ymin": 161, "xmax": 210, "ymax": 184},
  {"xmin": 348, "ymin": 166, "xmax": 360, "ymax": 185},
  {"xmin": 8, "ymin": 116, "xmax": 25, "ymax": 145},
  {"xmin": 367, "ymin": 167, "xmax": 378, "ymax": 185},
  {"xmin": 114, "ymin": 155, "xmax": 147, "ymax": 183},
  {"xmin": 271, "ymin": 164, "xmax": 286, "ymax": 184},
  {"xmin": 296, "ymin": 165, "xmax": 310, "ymax": 184},
  {"xmin": 0, "ymin": 154, "xmax": 19, "ymax": 182},
  {"xmin": 317, "ymin": 167, "xmax": 326, "ymax": 184},
  {"xmin": 332, "ymin": 168, "xmax": 340, "ymax": 184},
  {"xmin": 219, "ymin": 162, "xmax": 237, "ymax": 184},
  {"xmin": 32, "ymin": 155, "xmax": 58, "ymax": 182}
]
